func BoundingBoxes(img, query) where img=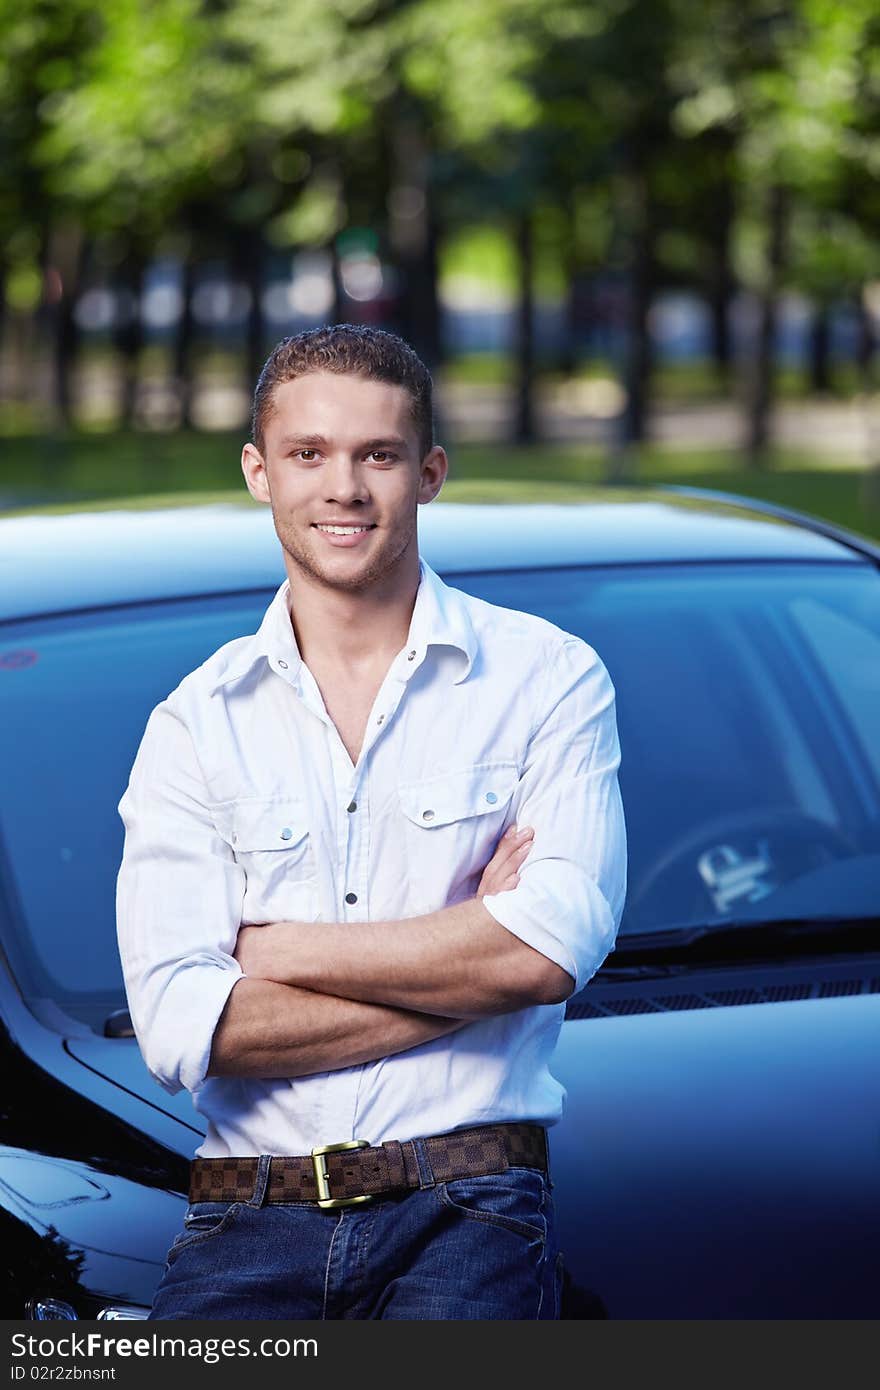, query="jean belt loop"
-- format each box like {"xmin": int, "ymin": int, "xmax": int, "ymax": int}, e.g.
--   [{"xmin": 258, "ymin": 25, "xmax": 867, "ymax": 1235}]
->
[
  {"xmin": 411, "ymin": 1137, "xmax": 436, "ymax": 1189},
  {"xmin": 543, "ymin": 1128, "xmax": 554, "ymax": 1188},
  {"xmin": 248, "ymin": 1153, "xmax": 273, "ymax": 1208}
]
